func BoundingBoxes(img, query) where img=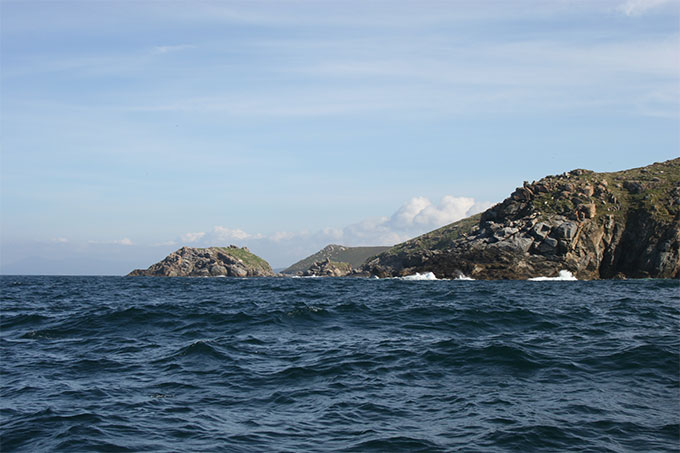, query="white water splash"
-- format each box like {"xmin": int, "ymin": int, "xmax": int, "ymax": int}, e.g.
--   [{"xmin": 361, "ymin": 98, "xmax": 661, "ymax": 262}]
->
[
  {"xmin": 529, "ymin": 270, "xmax": 578, "ymax": 281},
  {"xmin": 400, "ymin": 272, "xmax": 440, "ymax": 281}
]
